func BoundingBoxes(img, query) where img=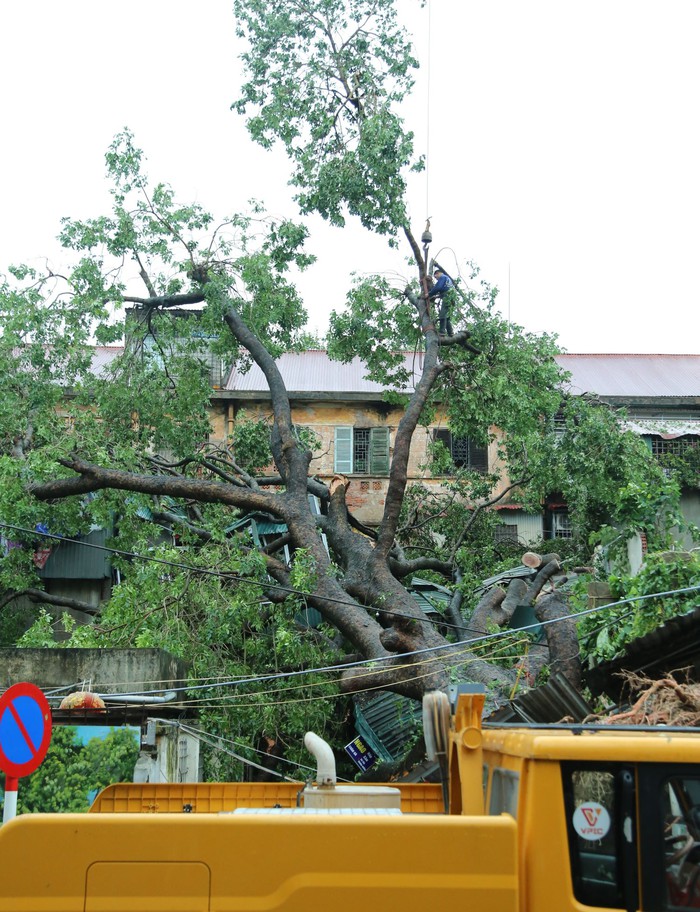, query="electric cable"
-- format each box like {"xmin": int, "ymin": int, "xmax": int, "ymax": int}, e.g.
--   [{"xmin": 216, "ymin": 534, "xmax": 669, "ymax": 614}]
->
[
  {"xmin": 36, "ymin": 583, "xmax": 700, "ymax": 704},
  {"xmin": 424, "ymin": 0, "xmax": 432, "ymax": 221},
  {"xmin": 0, "ymin": 520, "xmax": 475, "ymax": 635},
  {"xmin": 170, "ymin": 719, "xmax": 353, "ymax": 782},
  {"xmin": 96, "ymin": 585, "xmax": 699, "ymax": 700},
  {"xmin": 139, "ymin": 631, "xmax": 535, "ymax": 710},
  {"xmin": 4, "ymin": 522, "xmax": 697, "ymax": 702}
]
